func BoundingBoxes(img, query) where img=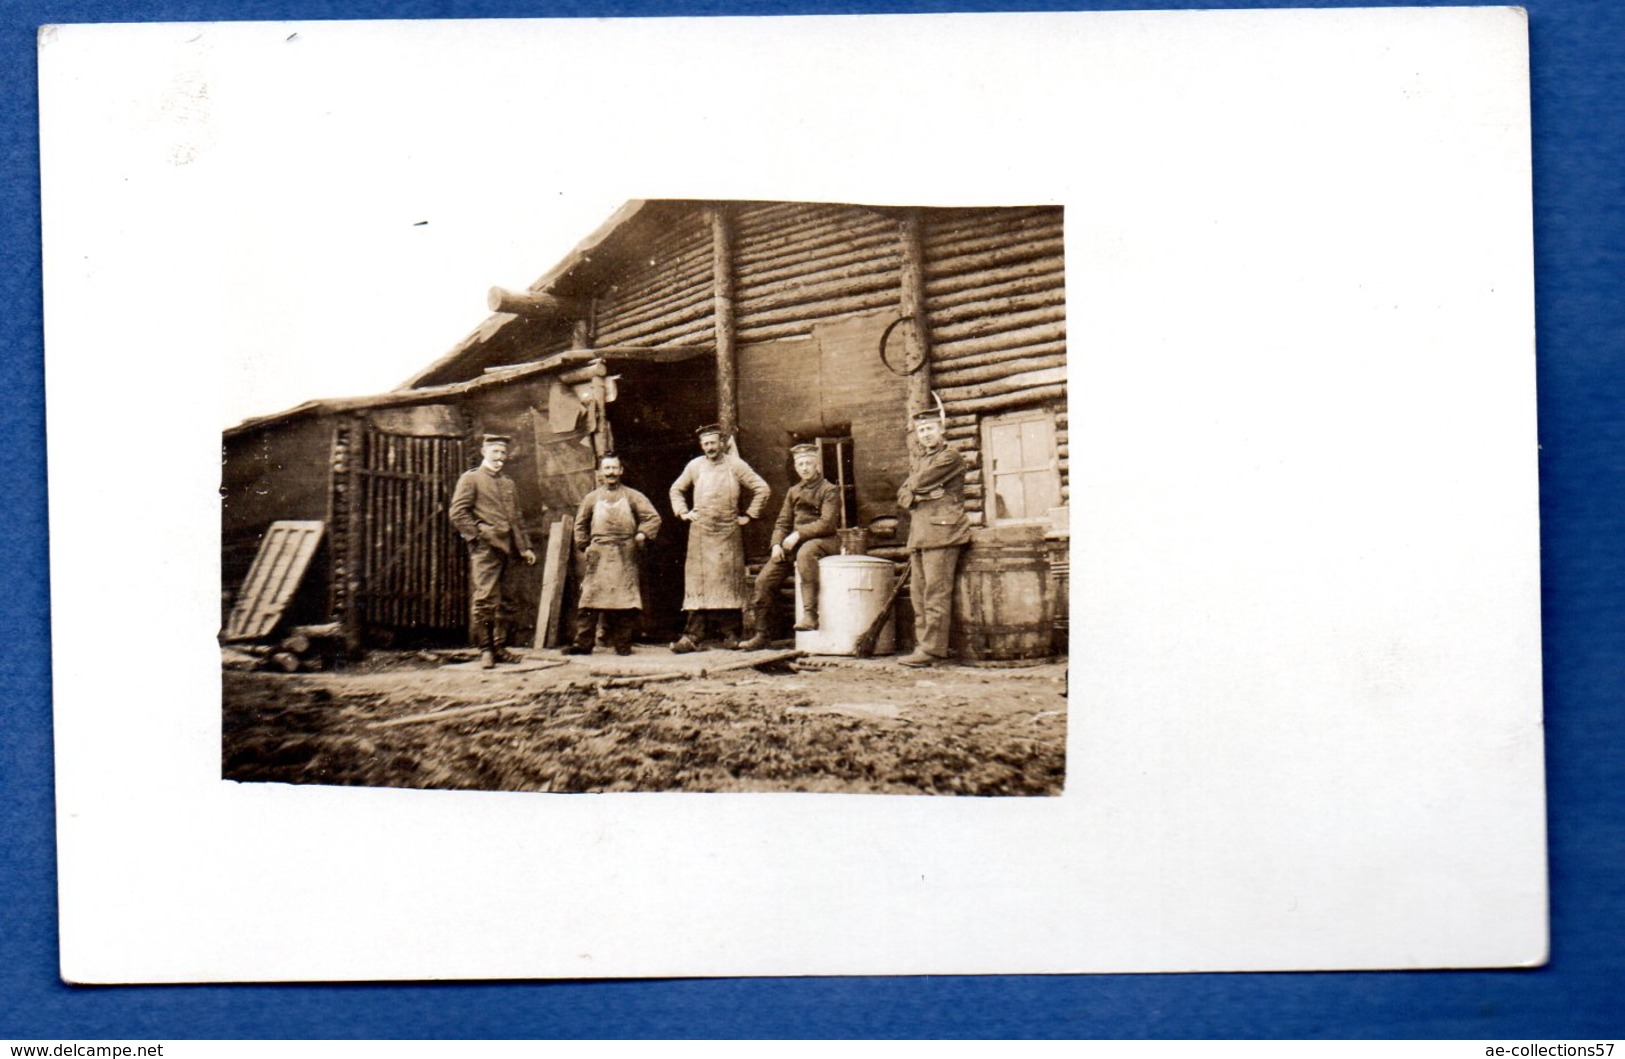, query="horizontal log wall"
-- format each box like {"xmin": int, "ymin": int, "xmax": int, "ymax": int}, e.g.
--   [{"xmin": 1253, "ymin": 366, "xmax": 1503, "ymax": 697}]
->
[
  {"xmin": 922, "ymin": 206, "xmax": 1068, "ymax": 524},
  {"xmin": 593, "ymin": 208, "xmax": 716, "ymax": 348},
  {"xmin": 734, "ymin": 202, "xmax": 904, "ymax": 344}
]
